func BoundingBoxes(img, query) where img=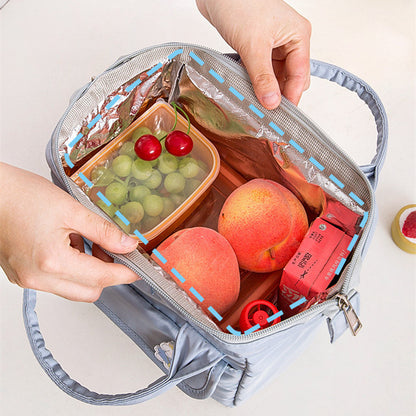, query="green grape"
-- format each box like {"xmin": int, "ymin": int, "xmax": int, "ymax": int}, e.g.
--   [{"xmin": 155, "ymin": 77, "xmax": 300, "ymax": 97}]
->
[
  {"xmin": 197, "ymin": 159, "xmax": 208, "ymax": 171},
  {"xmin": 112, "ymin": 155, "xmax": 133, "ymax": 177},
  {"xmin": 154, "ymin": 129, "xmax": 168, "ymax": 140},
  {"xmin": 149, "ymin": 159, "xmax": 159, "ymax": 167},
  {"xmin": 170, "ymin": 193, "xmax": 186, "ymax": 207},
  {"xmin": 157, "ymin": 153, "xmax": 178, "ymax": 174},
  {"xmin": 131, "ymin": 159, "xmax": 153, "ymax": 180},
  {"xmin": 91, "ymin": 166, "xmax": 115, "ymax": 186},
  {"xmin": 141, "ymin": 215, "xmax": 161, "ymax": 232},
  {"xmin": 161, "ymin": 197, "xmax": 176, "ymax": 218},
  {"xmin": 96, "ymin": 199, "xmax": 117, "ymax": 218},
  {"xmin": 120, "ymin": 201, "xmax": 144, "ymax": 223},
  {"xmin": 178, "ymin": 157, "xmax": 200, "ymax": 178},
  {"xmin": 196, "ymin": 159, "xmax": 208, "ymax": 180},
  {"xmin": 126, "ymin": 176, "xmax": 141, "ymax": 188},
  {"xmin": 184, "ymin": 178, "xmax": 201, "ymax": 196},
  {"xmin": 105, "ymin": 182, "xmax": 128, "ymax": 205},
  {"xmin": 143, "ymin": 194, "xmax": 164, "ymax": 217},
  {"xmin": 131, "ymin": 126, "xmax": 152, "ymax": 143},
  {"xmin": 164, "ymin": 172, "xmax": 185, "ymax": 194},
  {"xmin": 143, "ymin": 169, "xmax": 162, "ymax": 189},
  {"xmin": 118, "ymin": 141, "xmax": 136, "ymax": 159},
  {"xmin": 114, "ymin": 217, "xmax": 131, "ymax": 234},
  {"xmin": 129, "ymin": 185, "xmax": 151, "ymax": 202}
]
